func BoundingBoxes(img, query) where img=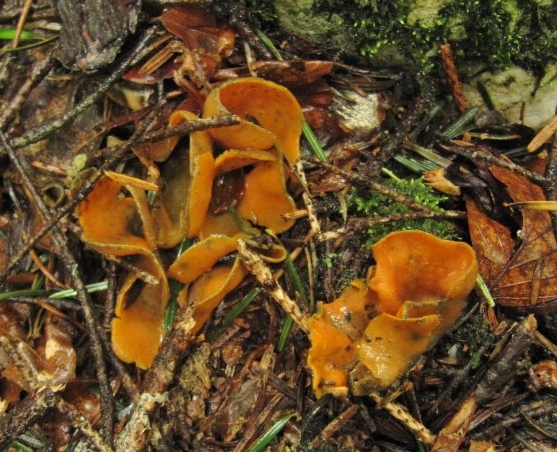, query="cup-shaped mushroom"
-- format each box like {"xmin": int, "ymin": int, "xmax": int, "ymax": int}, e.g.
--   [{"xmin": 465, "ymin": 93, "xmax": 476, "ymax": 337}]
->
[
  {"xmin": 167, "ymin": 234, "xmax": 238, "ymax": 284},
  {"xmin": 307, "ymin": 231, "xmax": 478, "ymax": 397},
  {"xmin": 307, "ymin": 316, "xmax": 355, "ymax": 398},
  {"xmin": 368, "ymin": 230, "xmax": 478, "ymax": 326},
  {"xmin": 354, "ymin": 312, "xmax": 441, "ymax": 393},
  {"xmin": 203, "ymin": 77, "xmax": 303, "ymax": 164},
  {"xmin": 77, "ymin": 176, "xmax": 152, "ymax": 256},
  {"xmin": 151, "ymin": 110, "xmax": 215, "ymax": 247},
  {"xmin": 180, "ymin": 258, "xmax": 249, "ymax": 335},
  {"xmin": 112, "ymin": 255, "xmax": 170, "ymax": 370},
  {"xmin": 319, "ymin": 279, "xmax": 379, "ymax": 341}
]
